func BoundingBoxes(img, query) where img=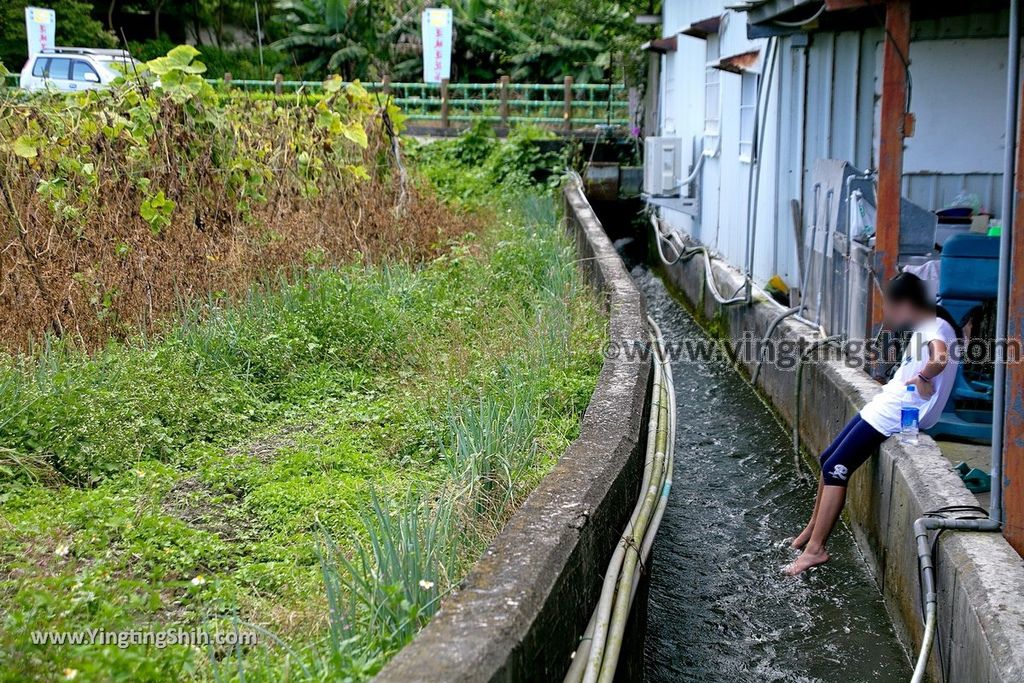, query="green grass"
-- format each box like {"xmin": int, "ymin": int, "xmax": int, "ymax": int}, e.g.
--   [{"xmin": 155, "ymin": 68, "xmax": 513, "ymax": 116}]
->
[
  {"xmin": 0, "ymin": 166, "xmax": 605, "ymax": 680},
  {"xmin": 408, "ymin": 122, "xmax": 568, "ymax": 206}
]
